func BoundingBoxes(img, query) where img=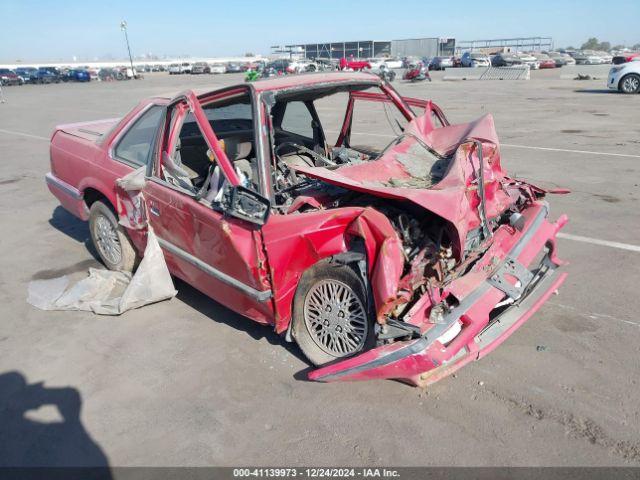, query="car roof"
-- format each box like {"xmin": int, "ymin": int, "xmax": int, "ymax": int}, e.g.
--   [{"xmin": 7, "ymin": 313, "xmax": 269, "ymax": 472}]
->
[
  {"xmin": 153, "ymin": 72, "xmax": 381, "ymax": 102},
  {"xmin": 246, "ymin": 71, "xmax": 380, "ymax": 93}
]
